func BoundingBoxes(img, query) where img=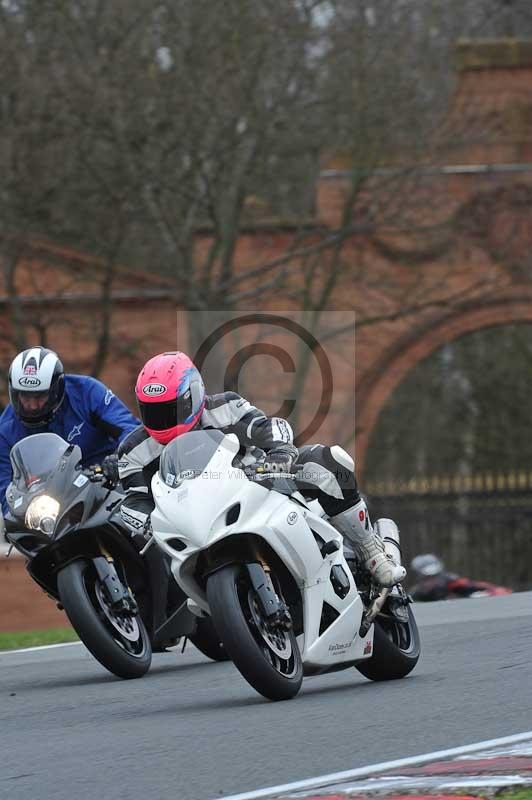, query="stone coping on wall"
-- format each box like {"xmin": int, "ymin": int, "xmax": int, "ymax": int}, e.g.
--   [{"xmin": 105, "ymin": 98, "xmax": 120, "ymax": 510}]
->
[{"xmin": 456, "ymin": 38, "xmax": 532, "ymax": 71}]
